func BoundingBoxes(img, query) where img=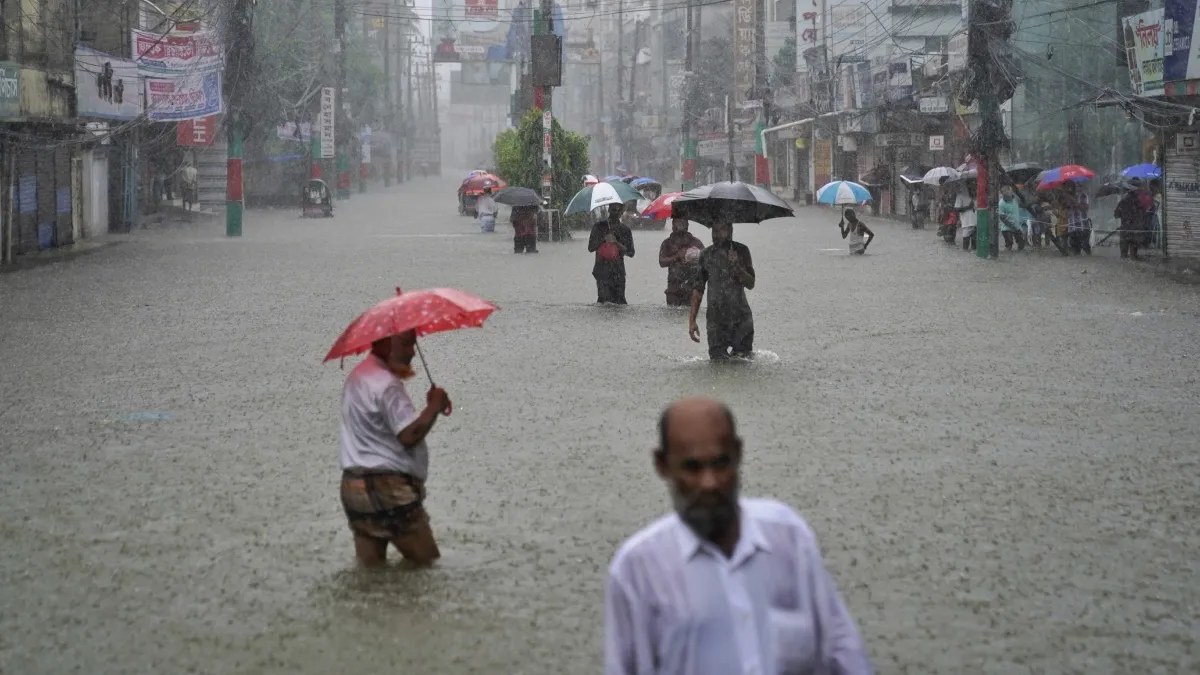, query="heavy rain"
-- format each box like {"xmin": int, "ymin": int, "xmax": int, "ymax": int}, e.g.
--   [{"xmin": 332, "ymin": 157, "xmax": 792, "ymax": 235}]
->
[{"xmin": 1, "ymin": 0, "xmax": 1199, "ymax": 674}]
